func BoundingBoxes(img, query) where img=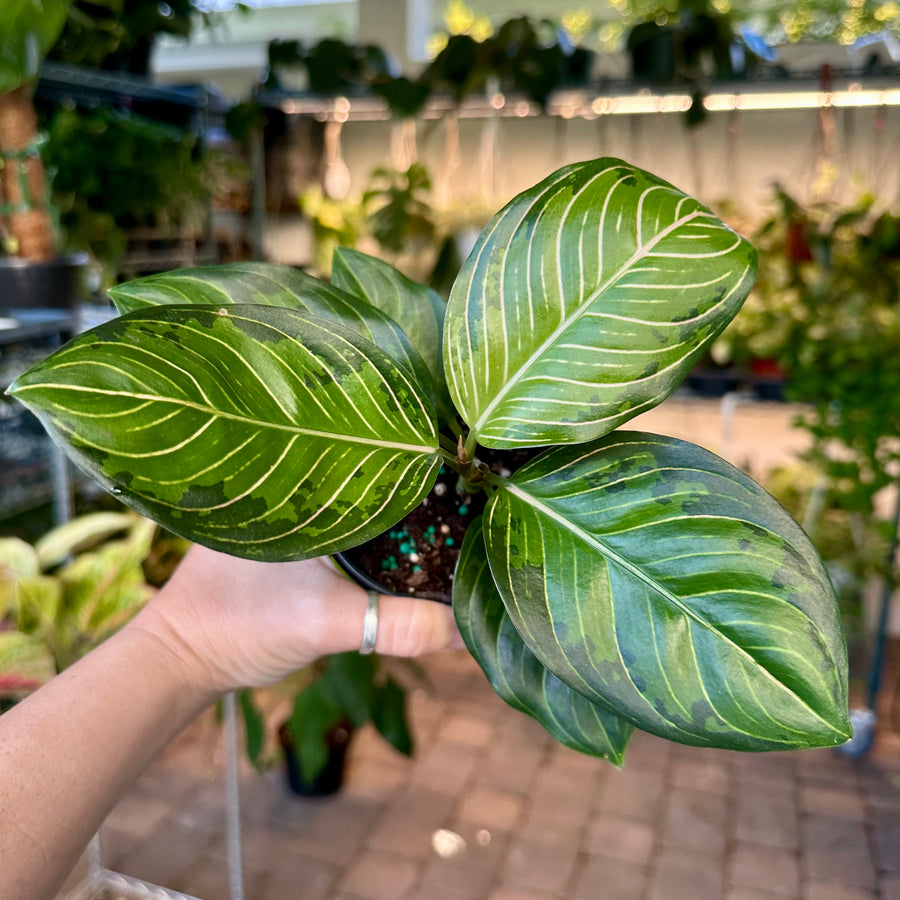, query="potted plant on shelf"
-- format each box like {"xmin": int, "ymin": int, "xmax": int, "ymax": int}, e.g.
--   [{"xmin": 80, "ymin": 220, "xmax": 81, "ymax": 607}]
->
[
  {"xmin": 8, "ymin": 158, "xmax": 852, "ymax": 764},
  {"xmin": 0, "ymin": 511, "xmax": 156, "ymax": 707},
  {"xmin": 0, "ymin": 0, "xmax": 89, "ymax": 311},
  {"xmin": 239, "ymin": 650, "xmax": 417, "ymax": 797}
]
